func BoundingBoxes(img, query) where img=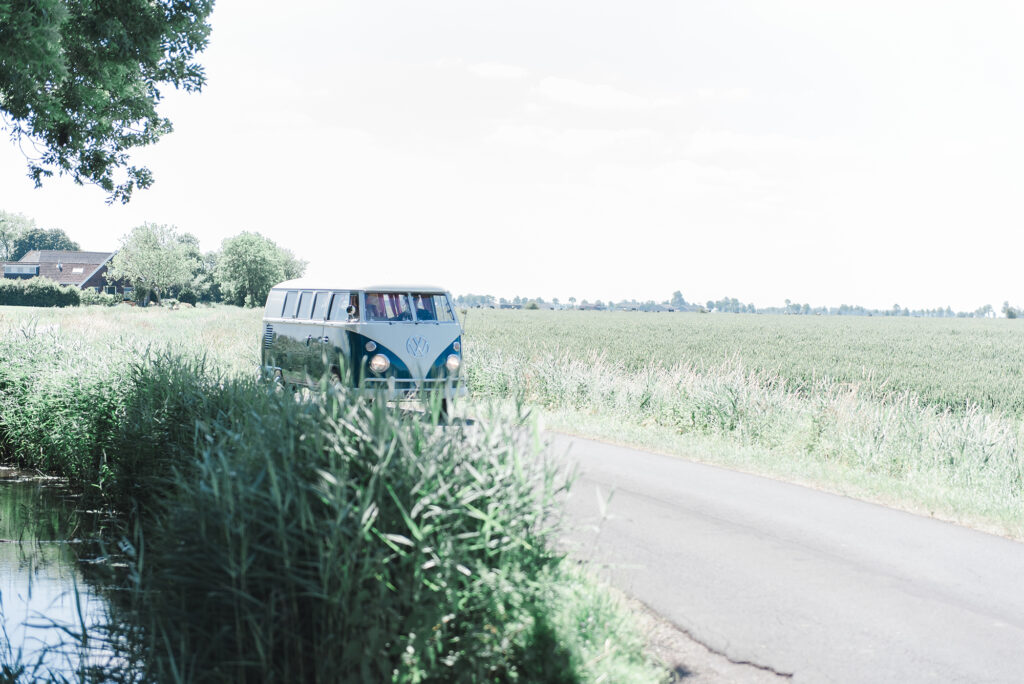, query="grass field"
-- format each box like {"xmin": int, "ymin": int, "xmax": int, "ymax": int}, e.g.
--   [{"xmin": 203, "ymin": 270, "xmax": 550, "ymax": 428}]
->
[
  {"xmin": 463, "ymin": 309, "xmax": 1024, "ymax": 414},
  {"xmin": 0, "ymin": 303, "xmax": 261, "ymax": 378},
  {"xmin": 464, "ymin": 309, "xmax": 1024, "ymax": 538}
]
